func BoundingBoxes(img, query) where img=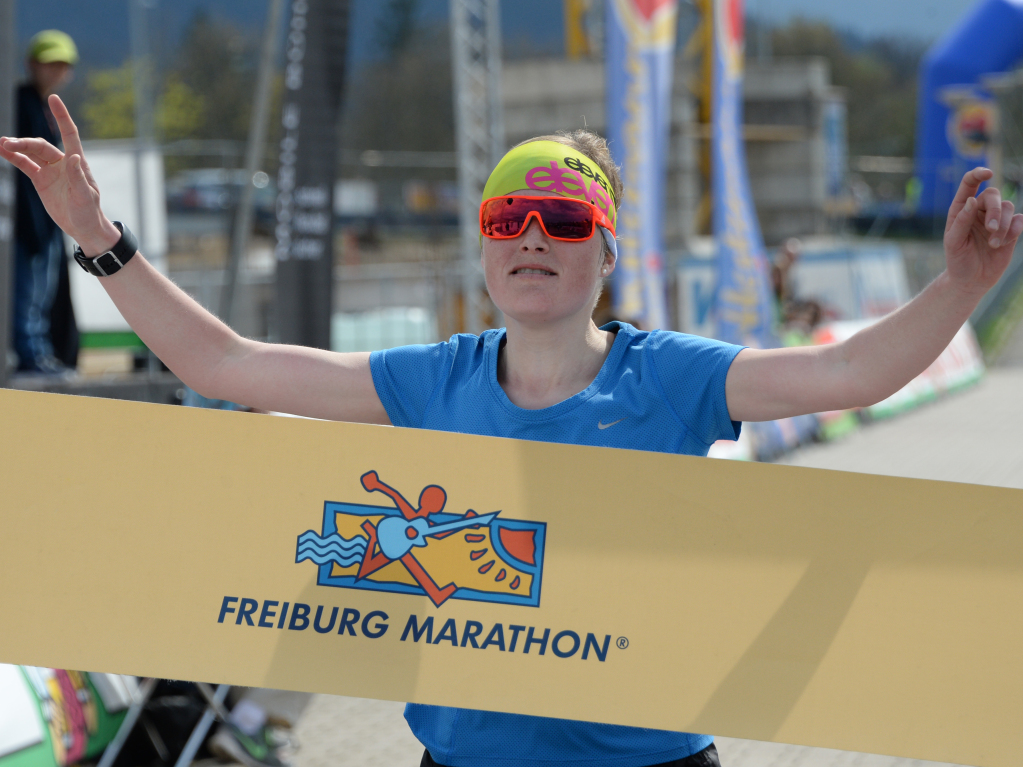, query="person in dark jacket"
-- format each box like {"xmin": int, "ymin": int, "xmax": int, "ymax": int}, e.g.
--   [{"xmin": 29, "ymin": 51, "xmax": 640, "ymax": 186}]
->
[{"xmin": 13, "ymin": 30, "xmax": 79, "ymax": 374}]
